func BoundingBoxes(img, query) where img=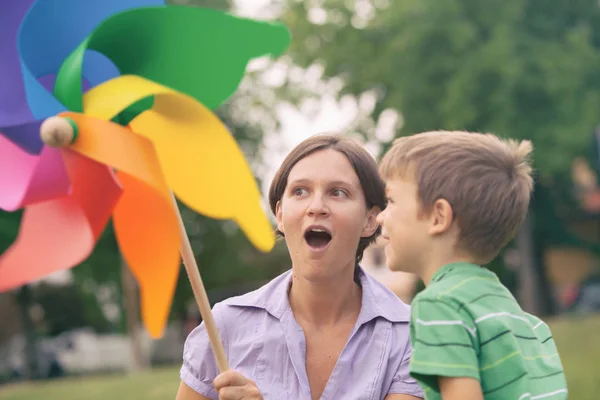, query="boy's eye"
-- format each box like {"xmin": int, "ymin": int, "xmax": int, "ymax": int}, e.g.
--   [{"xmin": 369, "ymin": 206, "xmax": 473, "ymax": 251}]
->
[{"xmin": 386, "ymin": 197, "xmax": 394, "ymax": 204}]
